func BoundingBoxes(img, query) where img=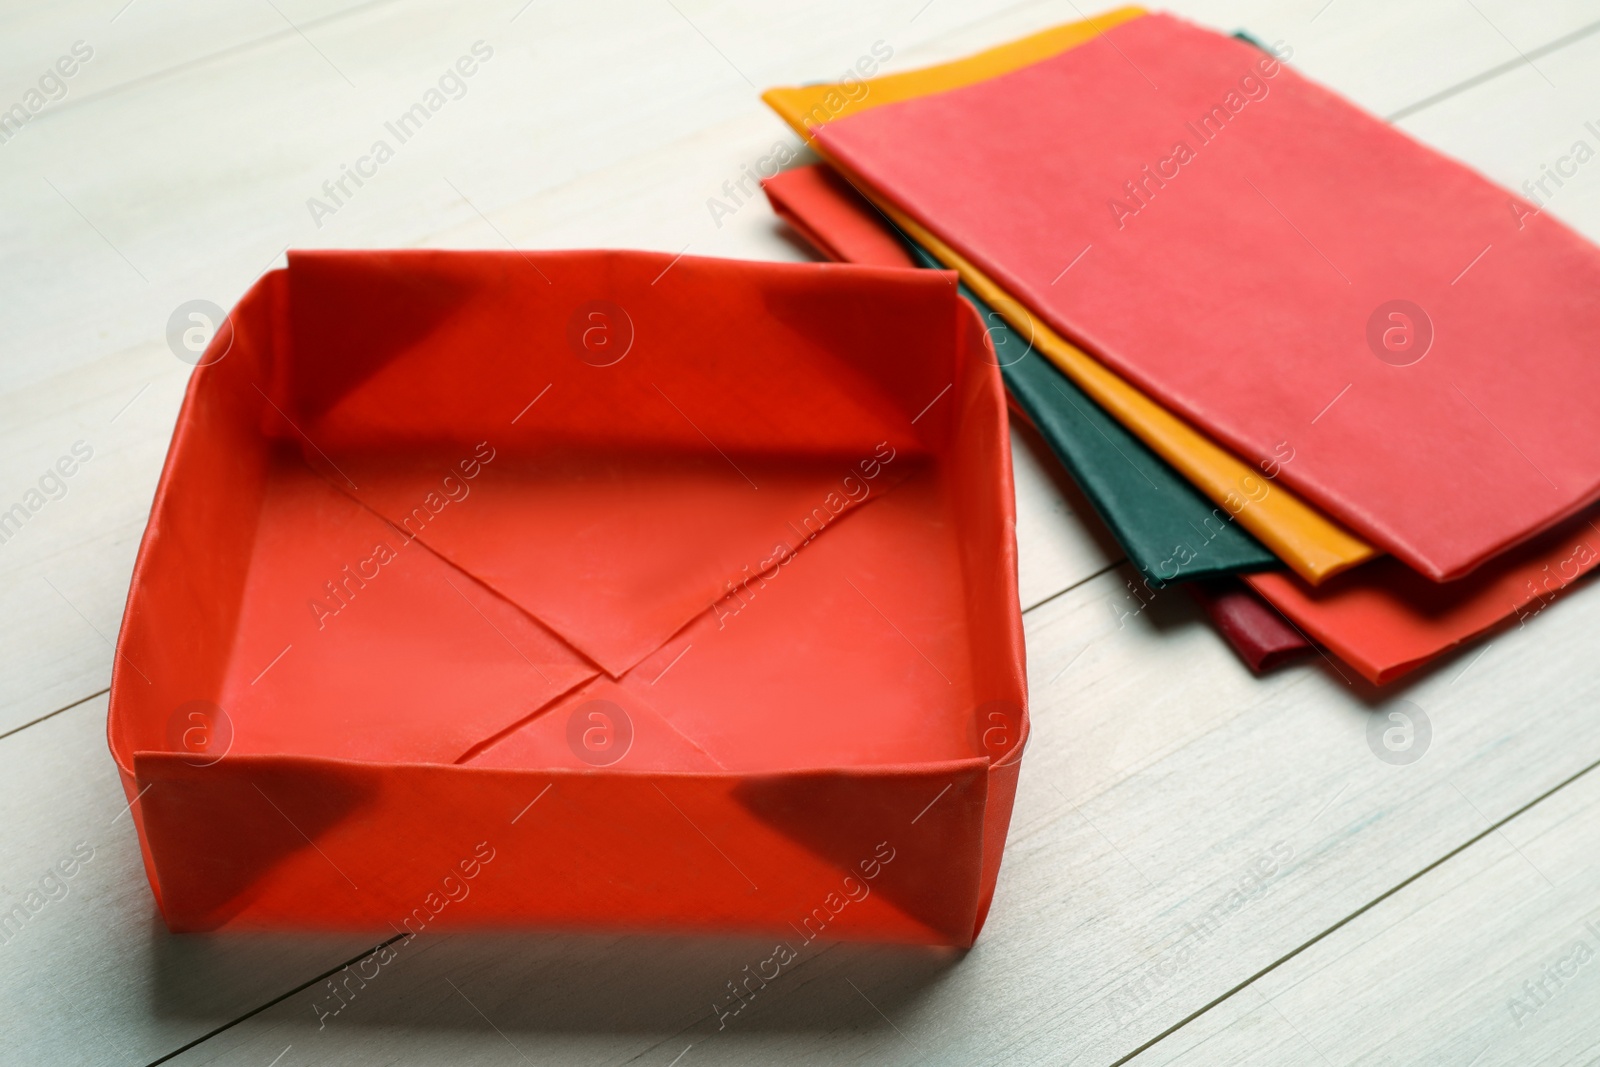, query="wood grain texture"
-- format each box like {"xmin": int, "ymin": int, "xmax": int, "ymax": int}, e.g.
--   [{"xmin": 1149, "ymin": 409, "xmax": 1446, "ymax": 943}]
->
[{"xmin": 2, "ymin": 1, "xmax": 1599, "ymax": 1065}]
